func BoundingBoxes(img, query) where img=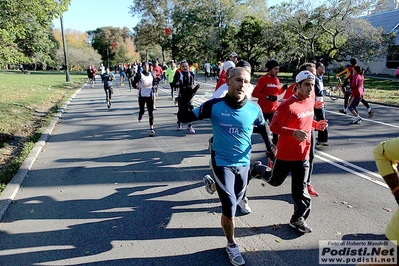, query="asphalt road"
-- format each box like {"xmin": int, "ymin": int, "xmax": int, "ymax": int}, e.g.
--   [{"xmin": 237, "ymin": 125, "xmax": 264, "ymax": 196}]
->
[{"xmin": 0, "ymin": 74, "xmax": 398, "ymax": 266}]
